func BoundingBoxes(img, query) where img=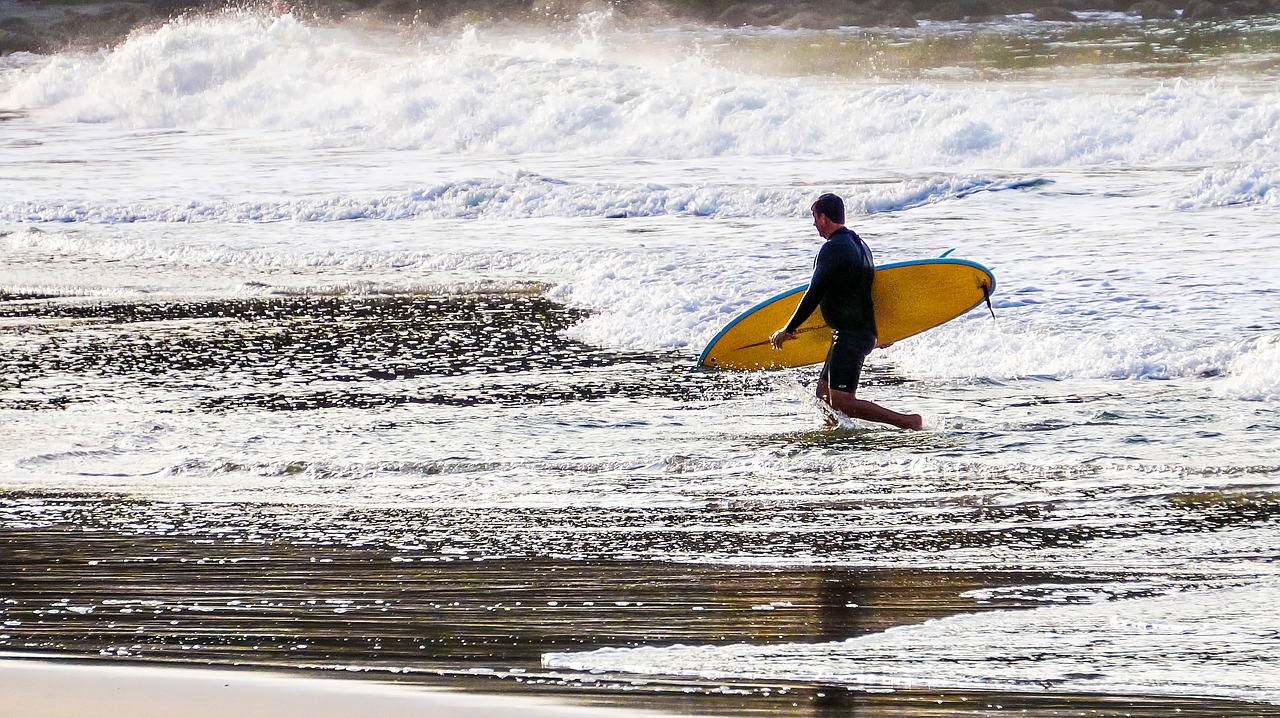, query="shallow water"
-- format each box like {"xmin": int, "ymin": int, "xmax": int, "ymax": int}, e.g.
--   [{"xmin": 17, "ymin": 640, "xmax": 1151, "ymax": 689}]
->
[
  {"xmin": 2, "ymin": 8, "xmax": 1279, "ymax": 715},
  {"xmin": 4, "ymin": 517, "xmax": 1280, "ymax": 717}
]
